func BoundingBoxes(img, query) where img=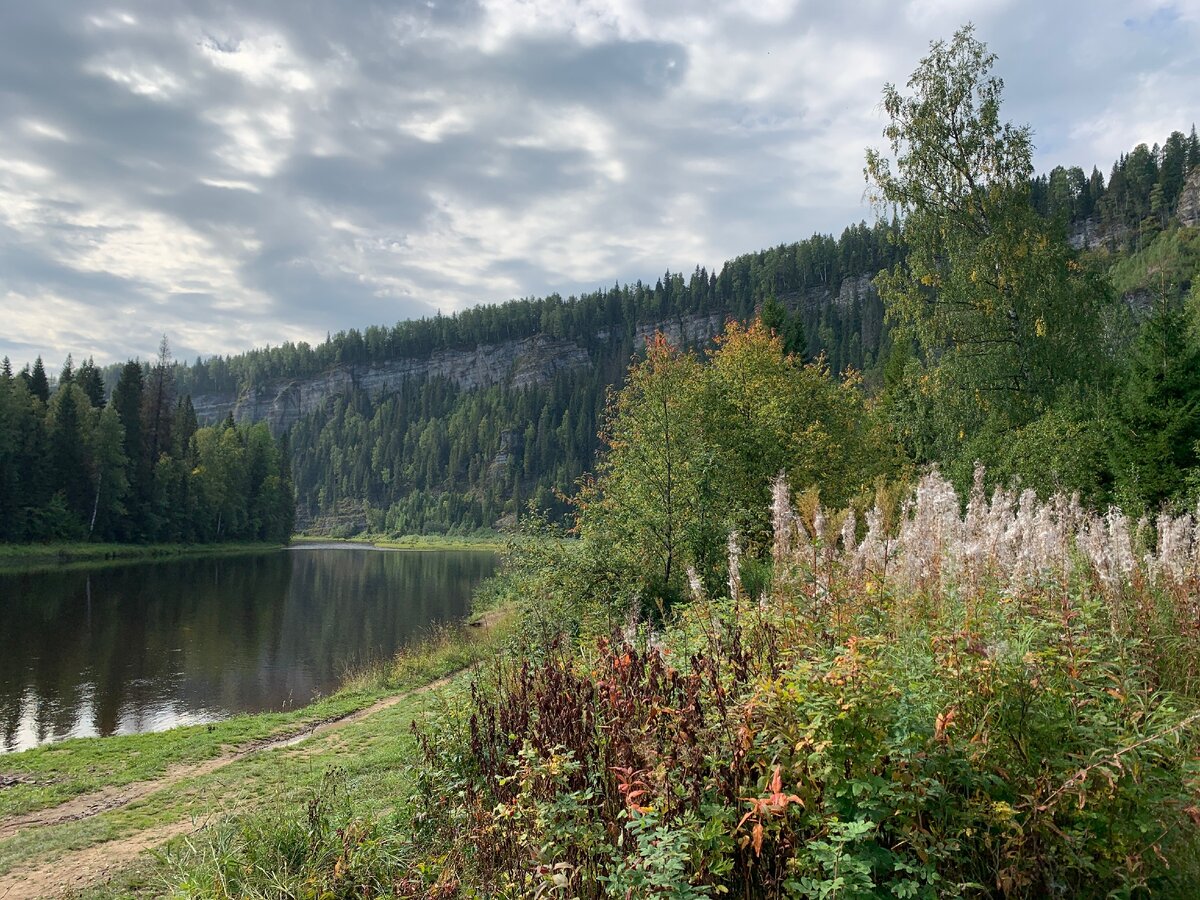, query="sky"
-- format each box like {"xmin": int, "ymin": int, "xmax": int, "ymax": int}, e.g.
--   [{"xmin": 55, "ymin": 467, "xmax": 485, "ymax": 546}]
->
[{"xmin": 1, "ymin": 0, "xmax": 1198, "ymax": 369}]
